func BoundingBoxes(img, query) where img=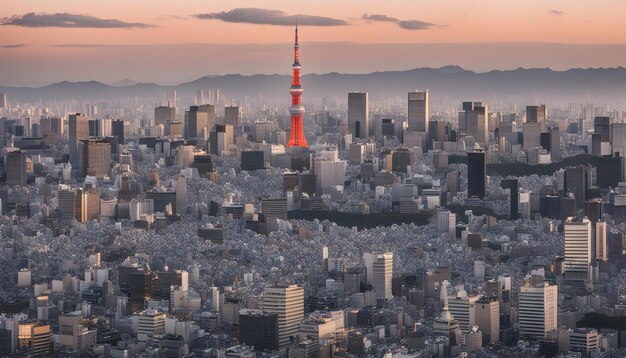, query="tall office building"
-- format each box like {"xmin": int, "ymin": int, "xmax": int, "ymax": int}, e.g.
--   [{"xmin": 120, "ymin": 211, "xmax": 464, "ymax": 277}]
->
[
  {"xmin": 467, "ymin": 150, "xmax": 486, "ymax": 199},
  {"xmin": 594, "ymin": 117, "xmax": 611, "ymax": 142},
  {"xmin": 261, "ymin": 285, "xmax": 304, "ymax": 349},
  {"xmin": 370, "ymin": 252, "xmax": 393, "ymax": 300},
  {"xmin": 501, "ymin": 179, "xmax": 519, "ymax": 219},
  {"xmin": 565, "ymin": 166, "xmax": 587, "ymax": 209},
  {"xmin": 224, "ymin": 106, "xmax": 242, "ymax": 127},
  {"xmin": 348, "ymin": 92, "xmax": 369, "ymax": 139},
  {"xmin": 209, "ymin": 124, "xmax": 234, "ymax": 156},
  {"xmin": 155, "ymin": 106, "xmax": 176, "ymax": 126},
  {"xmin": 6, "ymin": 151, "xmax": 27, "ymax": 186},
  {"xmin": 68, "ymin": 113, "xmax": 89, "ymax": 170},
  {"xmin": 111, "ymin": 119, "xmax": 125, "ymax": 146},
  {"xmin": 518, "ymin": 281, "xmax": 557, "ymax": 340},
  {"xmin": 474, "ymin": 296, "xmax": 500, "ymax": 344},
  {"xmin": 436, "ymin": 210, "xmax": 456, "ymax": 236},
  {"xmin": 523, "ymin": 122, "xmax": 542, "ymax": 149},
  {"xmin": 75, "ymin": 188, "xmax": 101, "ymax": 223},
  {"xmin": 0, "ymin": 93, "xmax": 6, "ymax": 108},
  {"xmin": 526, "ymin": 105, "xmax": 547, "ymax": 130},
  {"xmin": 549, "ymin": 127, "xmax": 561, "ymax": 162},
  {"xmin": 185, "ymin": 105, "xmax": 214, "ymax": 140},
  {"xmin": 80, "ymin": 139, "xmax": 111, "ymax": 178},
  {"xmin": 462, "ymin": 102, "xmax": 488, "ymax": 145},
  {"xmin": 58, "ymin": 188, "xmax": 77, "ymax": 220},
  {"xmin": 612, "ymin": 123, "xmax": 626, "ymax": 156},
  {"xmin": 239, "ymin": 310, "xmax": 279, "ymax": 351},
  {"xmin": 408, "ymin": 90, "xmax": 429, "ymax": 134},
  {"xmin": 564, "ymin": 217, "xmax": 592, "ymax": 280}
]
